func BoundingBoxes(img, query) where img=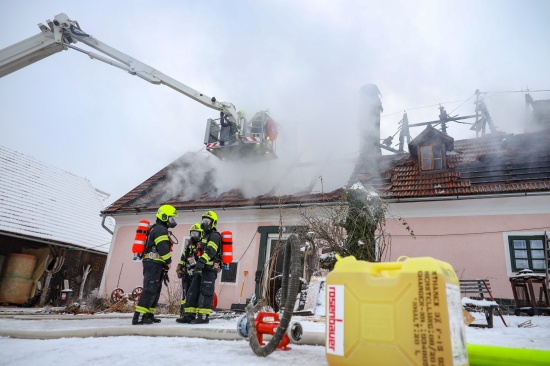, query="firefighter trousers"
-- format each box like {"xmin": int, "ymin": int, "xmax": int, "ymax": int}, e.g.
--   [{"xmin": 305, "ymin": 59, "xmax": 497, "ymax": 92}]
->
[
  {"xmin": 180, "ymin": 273, "xmax": 192, "ymax": 306},
  {"xmin": 135, "ymin": 260, "xmax": 164, "ymax": 314},
  {"xmin": 184, "ymin": 268, "xmax": 217, "ymax": 315}
]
